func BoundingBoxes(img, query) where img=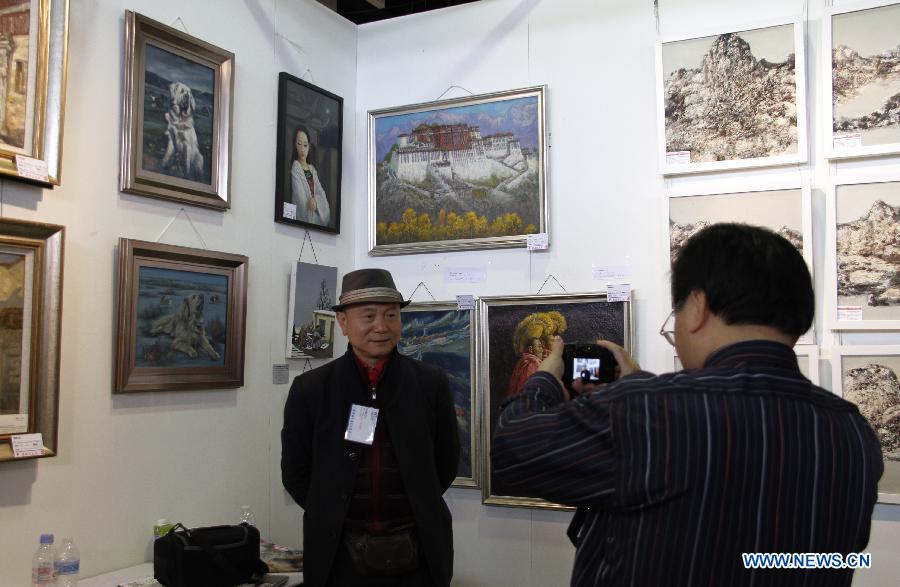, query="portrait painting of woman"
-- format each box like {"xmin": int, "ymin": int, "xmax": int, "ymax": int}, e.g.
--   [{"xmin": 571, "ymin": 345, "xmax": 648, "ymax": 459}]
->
[{"xmin": 275, "ymin": 73, "xmax": 343, "ymax": 233}]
